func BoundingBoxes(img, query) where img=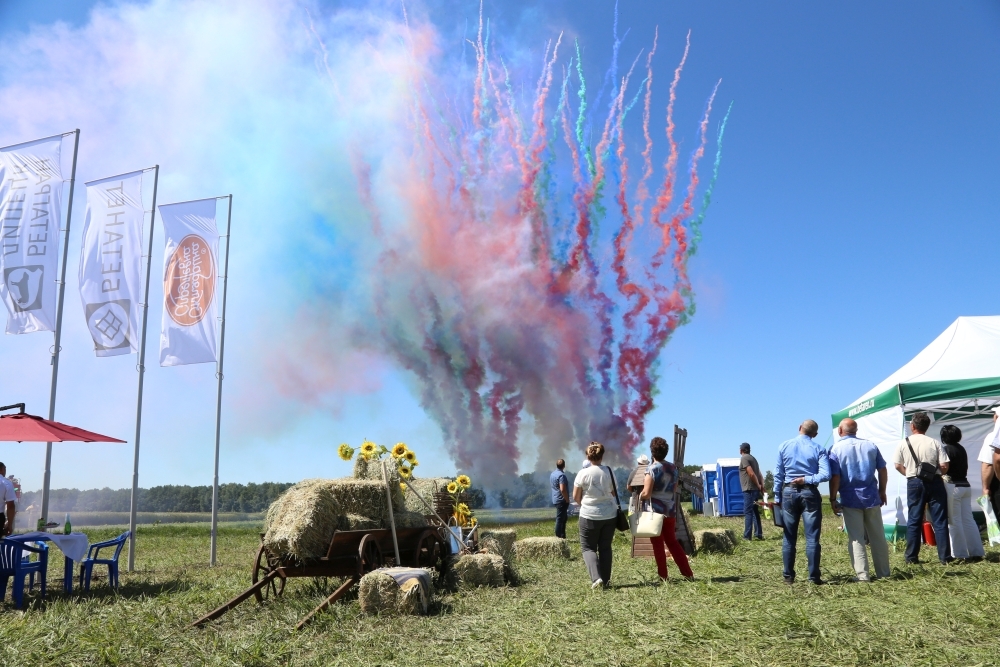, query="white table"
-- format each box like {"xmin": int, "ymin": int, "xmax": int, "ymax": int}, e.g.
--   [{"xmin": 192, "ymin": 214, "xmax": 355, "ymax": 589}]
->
[{"xmin": 9, "ymin": 531, "xmax": 89, "ymax": 592}]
